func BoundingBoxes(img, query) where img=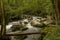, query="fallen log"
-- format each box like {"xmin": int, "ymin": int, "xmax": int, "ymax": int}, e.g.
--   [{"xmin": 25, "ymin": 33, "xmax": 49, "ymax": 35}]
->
[{"xmin": 6, "ymin": 31, "xmax": 41, "ymax": 36}]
